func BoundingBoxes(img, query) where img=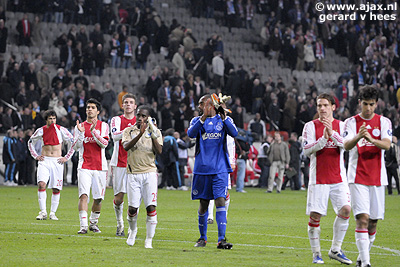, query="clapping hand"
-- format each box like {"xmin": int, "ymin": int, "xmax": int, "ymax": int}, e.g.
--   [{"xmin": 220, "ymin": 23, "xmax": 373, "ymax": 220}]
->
[{"xmin": 76, "ymin": 120, "xmax": 85, "ymax": 132}]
